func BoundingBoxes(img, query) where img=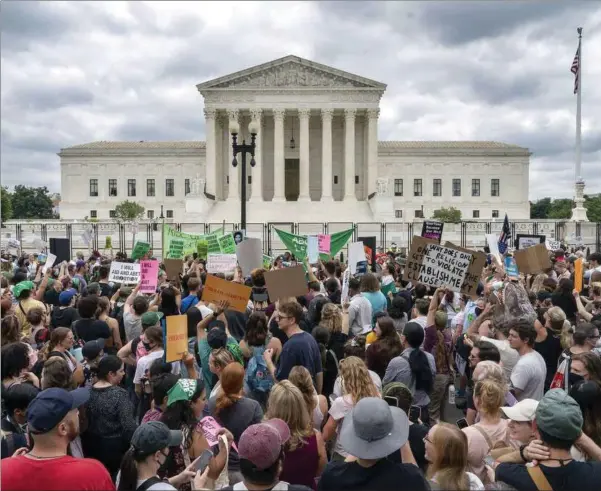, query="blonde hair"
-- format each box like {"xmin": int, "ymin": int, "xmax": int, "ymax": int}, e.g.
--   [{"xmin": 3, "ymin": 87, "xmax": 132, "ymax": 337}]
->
[
  {"xmin": 473, "ymin": 378, "xmax": 504, "ymax": 417},
  {"xmin": 473, "ymin": 361, "xmax": 507, "ymax": 389},
  {"xmin": 339, "ymin": 356, "xmax": 379, "ymax": 404},
  {"xmin": 288, "ymin": 366, "xmax": 317, "ymax": 415},
  {"xmin": 561, "ymin": 321, "xmax": 575, "ymax": 350},
  {"xmin": 266, "ymin": 380, "xmax": 313, "ymax": 451},
  {"xmin": 427, "ymin": 423, "xmax": 470, "ymax": 491},
  {"xmin": 210, "ymin": 348, "xmax": 234, "ymax": 372},
  {"xmin": 547, "ymin": 306, "xmax": 566, "ymax": 334},
  {"xmin": 530, "ymin": 274, "xmax": 548, "ymax": 294},
  {"xmin": 319, "ymin": 303, "xmax": 342, "ymax": 334}
]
